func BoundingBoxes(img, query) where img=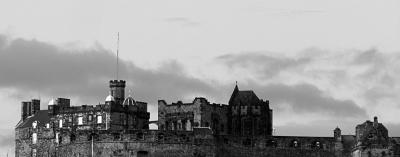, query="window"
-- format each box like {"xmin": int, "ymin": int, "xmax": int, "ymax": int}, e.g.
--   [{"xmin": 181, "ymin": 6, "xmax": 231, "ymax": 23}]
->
[
  {"xmin": 56, "ymin": 133, "xmax": 60, "ymax": 144},
  {"xmin": 59, "ymin": 119, "xmax": 63, "ymax": 128},
  {"xmin": 78, "ymin": 117, "xmax": 83, "ymax": 125},
  {"xmin": 88, "ymin": 115, "xmax": 93, "ymax": 121},
  {"xmin": 32, "ymin": 149, "xmax": 37, "ymax": 157},
  {"xmin": 97, "ymin": 115, "xmax": 102, "ymax": 124},
  {"xmin": 32, "ymin": 133, "xmax": 37, "ymax": 144},
  {"xmin": 293, "ymin": 140, "xmax": 299, "ymax": 148},
  {"xmin": 32, "ymin": 121, "xmax": 37, "ymax": 129},
  {"xmin": 46, "ymin": 123, "xmax": 50, "ymax": 129}
]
